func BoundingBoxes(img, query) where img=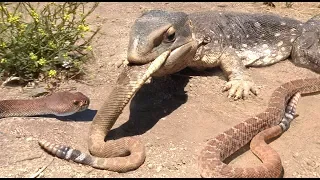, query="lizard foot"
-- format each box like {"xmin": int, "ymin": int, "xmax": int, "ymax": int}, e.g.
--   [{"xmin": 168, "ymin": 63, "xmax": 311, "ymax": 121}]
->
[{"xmin": 222, "ymin": 79, "xmax": 258, "ymax": 100}]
